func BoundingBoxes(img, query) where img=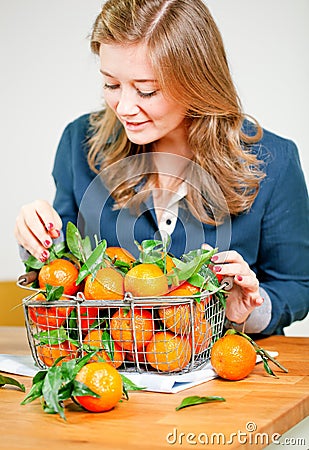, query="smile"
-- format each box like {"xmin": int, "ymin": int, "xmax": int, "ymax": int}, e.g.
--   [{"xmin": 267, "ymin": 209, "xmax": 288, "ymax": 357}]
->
[{"xmin": 124, "ymin": 120, "xmax": 150, "ymax": 130}]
